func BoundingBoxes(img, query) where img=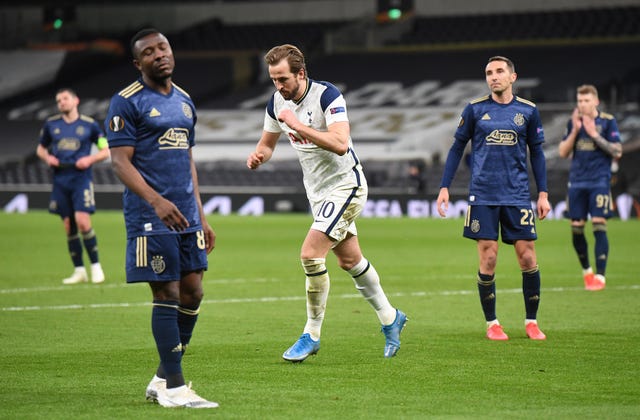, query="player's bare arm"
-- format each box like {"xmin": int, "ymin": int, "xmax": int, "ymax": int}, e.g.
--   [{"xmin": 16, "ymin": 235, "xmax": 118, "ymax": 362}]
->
[
  {"xmin": 247, "ymin": 131, "xmax": 280, "ymax": 169},
  {"xmin": 582, "ymin": 115, "xmax": 622, "ymax": 159},
  {"xmin": 278, "ymin": 109, "xmax": 350, "ymax": 155},
  {"xmin": 436, "ymin": 187, "xmax": 450, "ymax": 218},
  {"xmin": 558, "ymin": 108, "xmax": 581, "ymax": 158},
  {"xmin": 75, "ymin": 145, "xmax": 110, "ymax": 170},
  {"xmin": 36, "ymin": 144, "xmax": 60, "ymax": 167},
  {"xmin": 111, "ymin": 146, "xmax": 189, "ymax": 231}
]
